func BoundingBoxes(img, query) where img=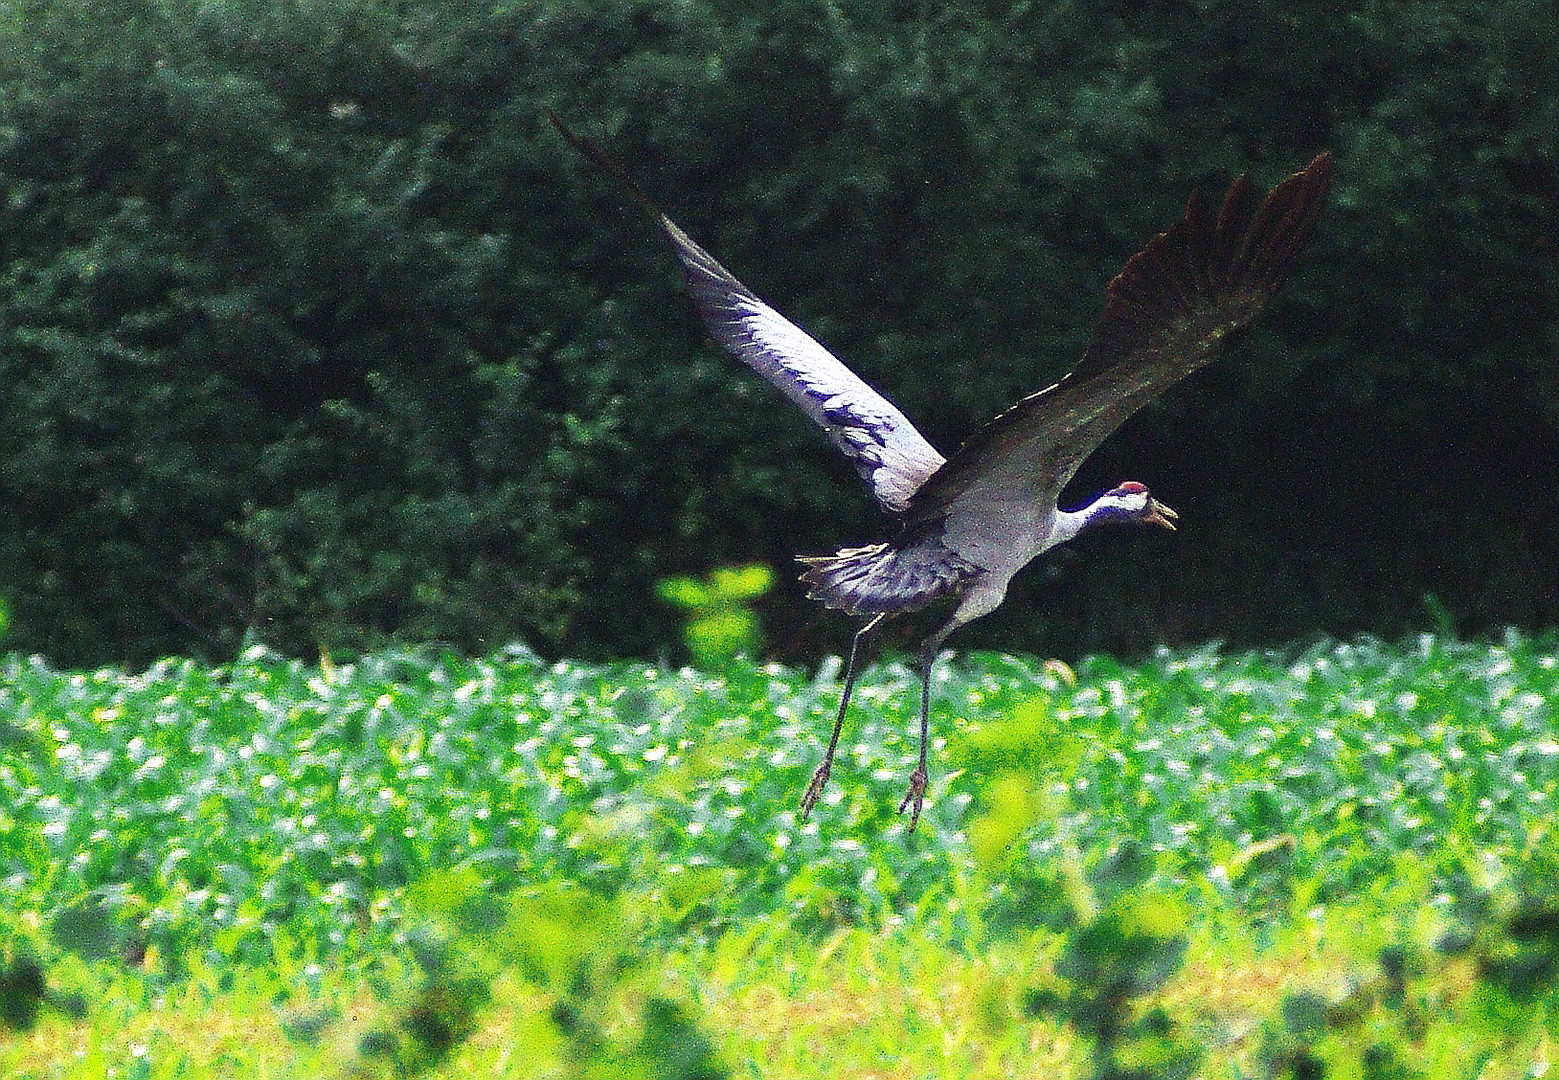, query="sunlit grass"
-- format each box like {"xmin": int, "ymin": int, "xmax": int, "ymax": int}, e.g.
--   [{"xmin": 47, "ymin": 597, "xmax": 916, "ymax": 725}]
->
[
  {"xmin": 4, "ymin": 896, "xmax": 1544, "ymax": 1079},
  {"xmin": 3, "ymin": 632, "xmax": 1558, "ymax": 1076}
]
